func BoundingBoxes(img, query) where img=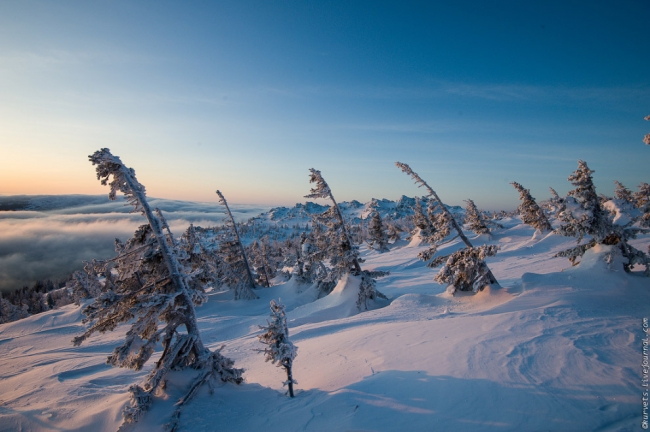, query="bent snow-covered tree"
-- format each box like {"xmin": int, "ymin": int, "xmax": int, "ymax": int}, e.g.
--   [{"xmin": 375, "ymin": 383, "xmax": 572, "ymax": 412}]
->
[
  {"xmin": 306, "ymin": 168, "xmax": 387, "ymax": 310},
  {"xmin": 511, "ymin": 182, "xmax": 552, "ymax": 232},
  {"xmin": 258, "ymin": 299, "xmax": 298, "ymax": 397},
  {"xmin": 74, "ymin": 149, "xmax": 243, "ymax": 428},
  {"xmin": 555, "ymin": 160, "xmax": 649, "ymax": 274},
  {"xmin": 216, "ymin": 190, "xmax": 258, "ymax": 300},
  {"xmin": 396, "ymin": 162, "xmax": 499, "ymax": 293}
]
